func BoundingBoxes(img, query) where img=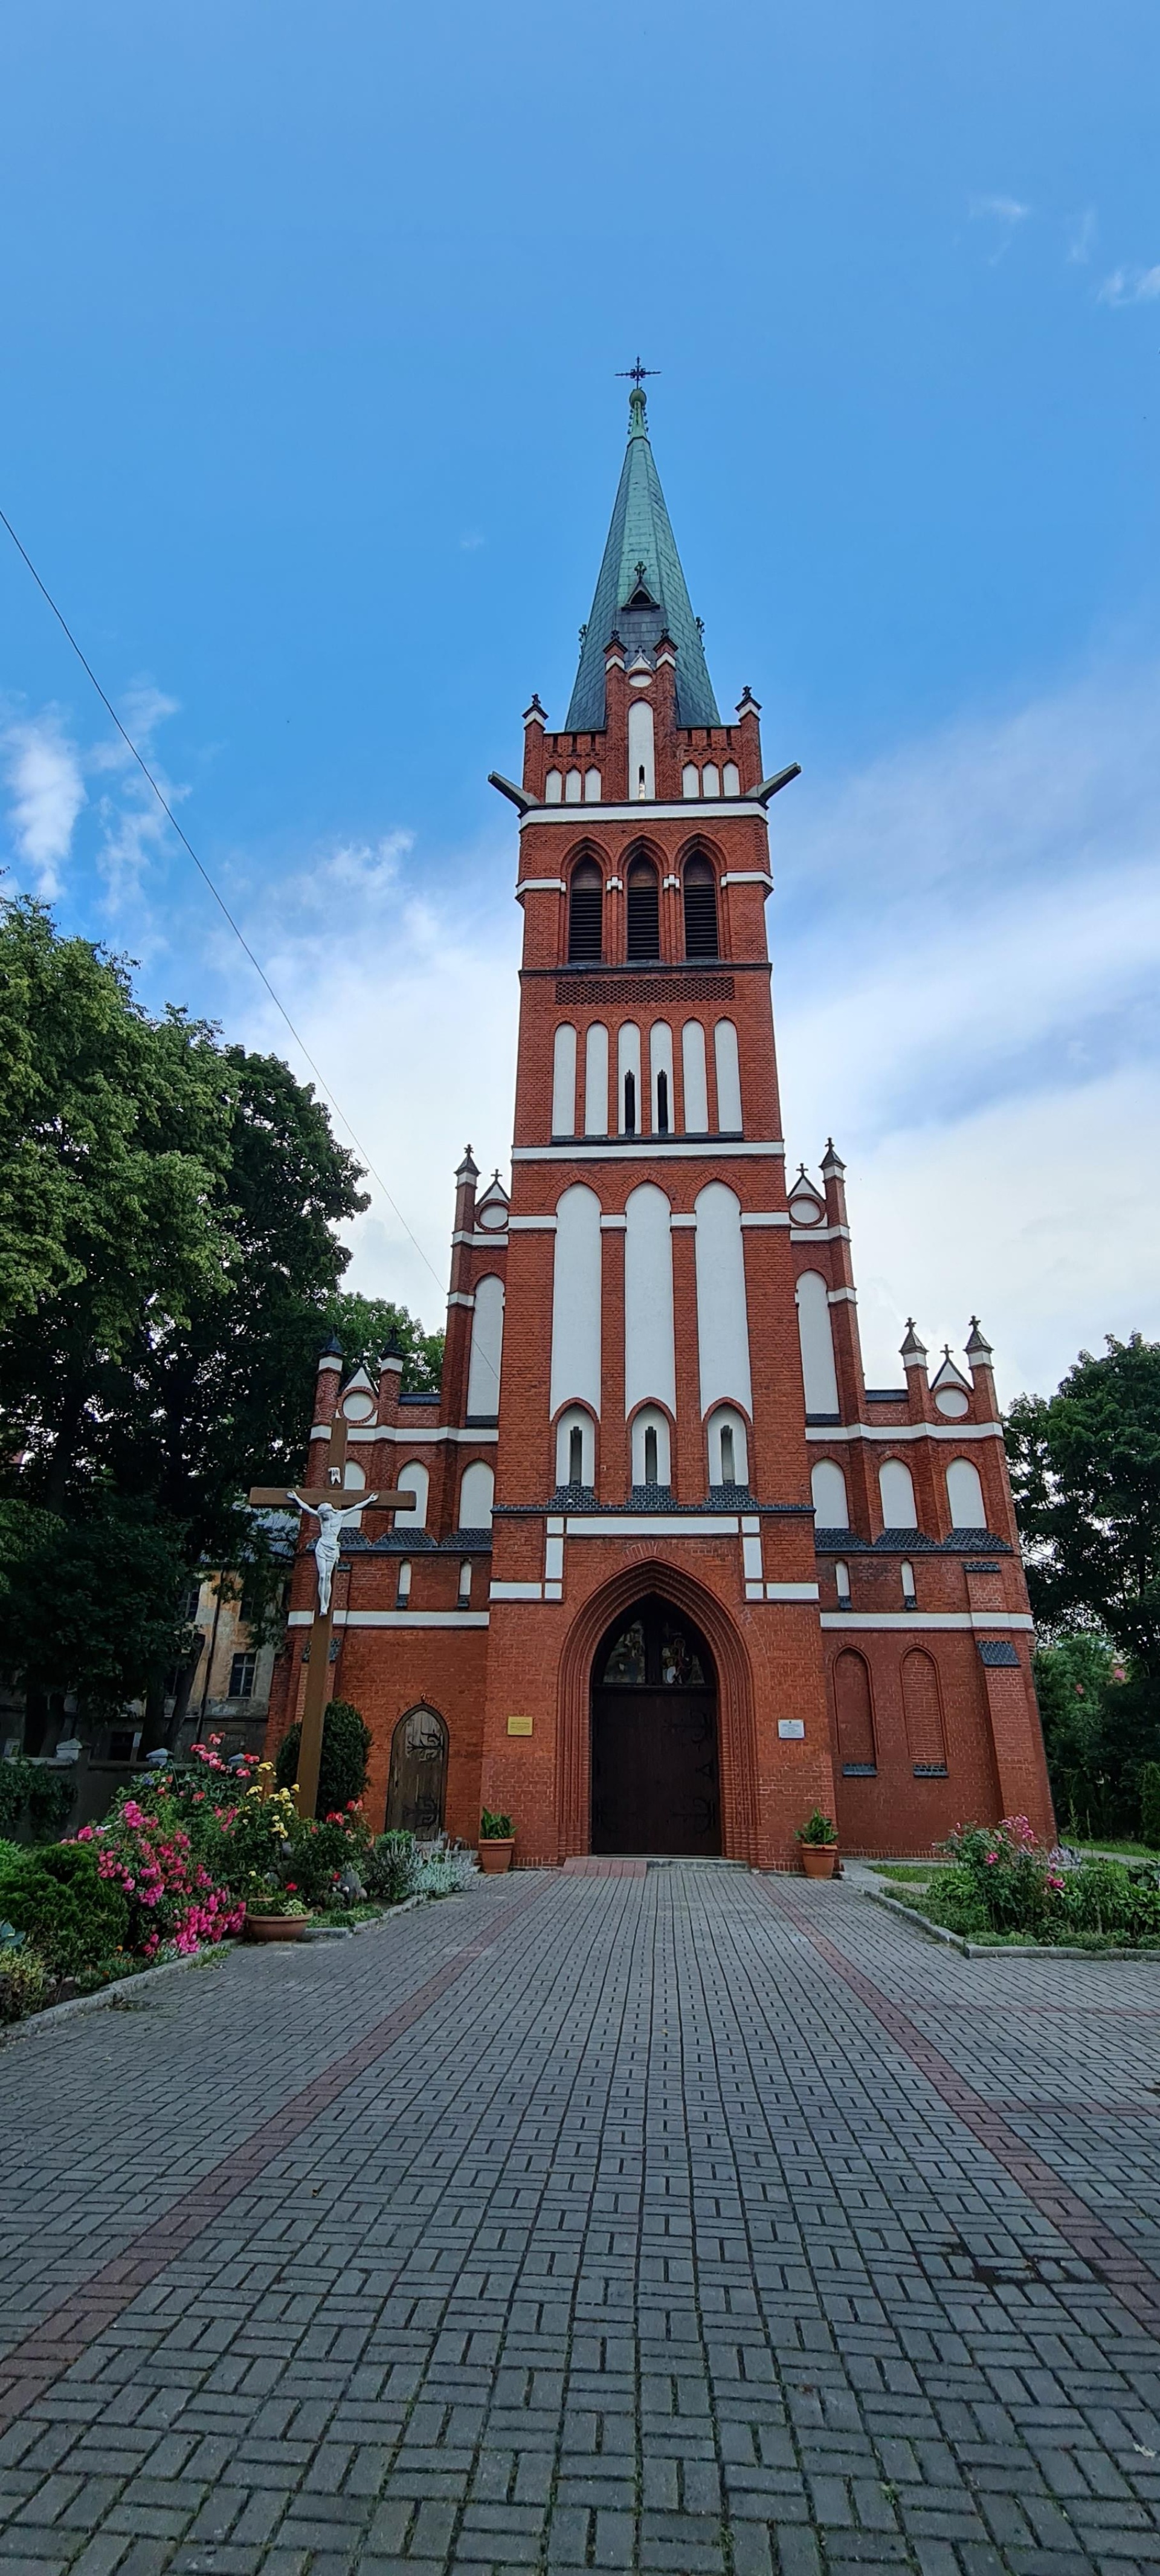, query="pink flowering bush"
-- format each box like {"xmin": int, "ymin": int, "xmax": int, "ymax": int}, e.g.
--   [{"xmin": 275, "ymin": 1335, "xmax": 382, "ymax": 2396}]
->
[
  {"xmin": 77, "ymin": 1793, "xmax": 245, "ymax": 1958},
  {"xmin": 908, "ymin": 1816, "xmax": 1160, "ymax": 1945}
]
